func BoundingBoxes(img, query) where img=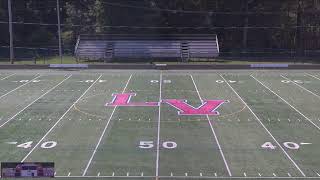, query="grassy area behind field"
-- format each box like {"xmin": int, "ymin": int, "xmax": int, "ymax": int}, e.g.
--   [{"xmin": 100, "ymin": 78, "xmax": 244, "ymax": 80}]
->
[{"xmin": 0, "ymin": 56, "xmax": 319, "ymax": 65}]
